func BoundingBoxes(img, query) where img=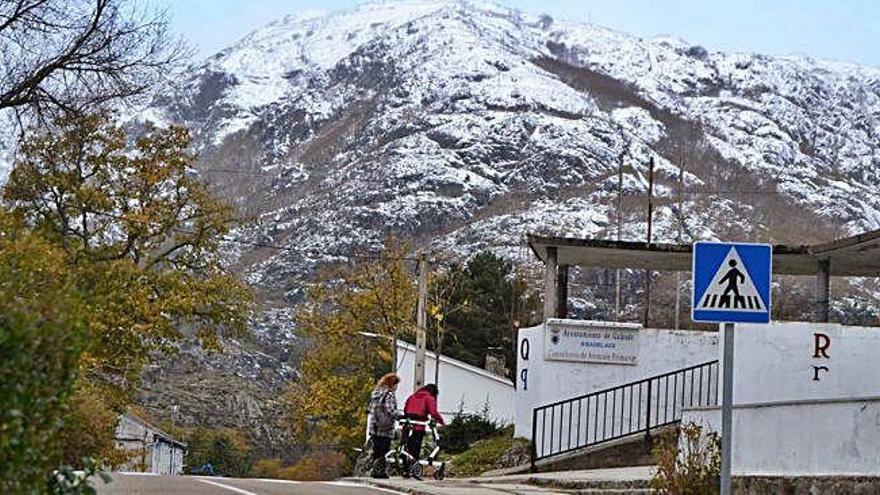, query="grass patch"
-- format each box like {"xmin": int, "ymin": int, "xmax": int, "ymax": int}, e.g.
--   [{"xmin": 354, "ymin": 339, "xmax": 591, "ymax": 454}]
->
[{"xmin": 448, "ymin": 426, "xmax": 530, "ymax": 477}]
